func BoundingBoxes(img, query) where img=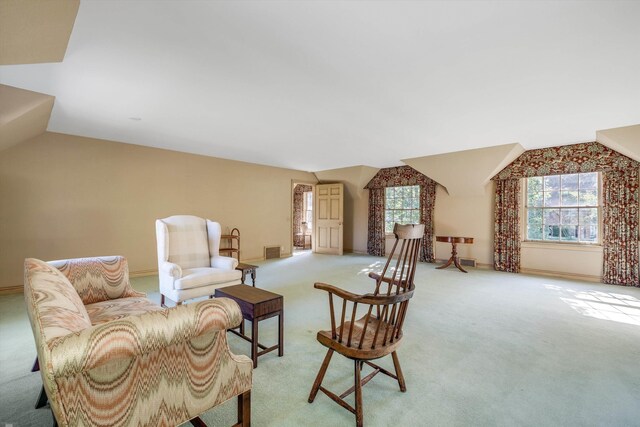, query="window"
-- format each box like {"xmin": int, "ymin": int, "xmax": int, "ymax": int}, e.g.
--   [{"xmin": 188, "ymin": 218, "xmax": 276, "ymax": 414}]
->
[
  {"xmin": 525, "ymin": 172, "xmax": 600, "ymax": 243},
  {"xmin": 303, "ymin": 191, "xmax": 313, "ymax": 228},
  {"xmin": 385, "ymin": 185, "xmax": 420, "ymax": 233}
]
